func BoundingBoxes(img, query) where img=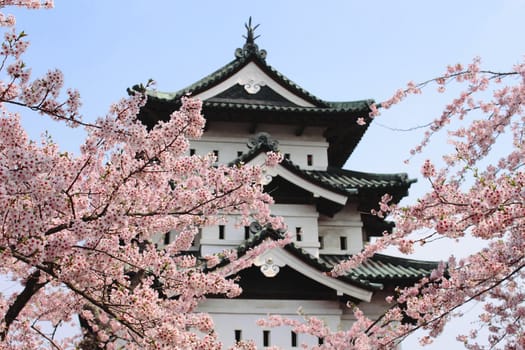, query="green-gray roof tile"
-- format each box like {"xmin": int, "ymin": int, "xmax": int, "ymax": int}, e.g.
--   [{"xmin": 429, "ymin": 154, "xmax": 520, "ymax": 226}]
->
[
  {"xmin": 320, "ymin": 254, "xmax": 439, "ymax": 282},
  {"xmin": 305, "ymin": 168, "xmax": 416, "ymax": 192}
]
